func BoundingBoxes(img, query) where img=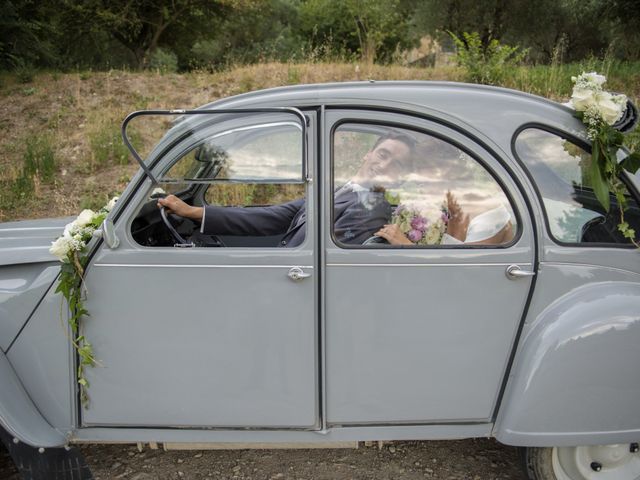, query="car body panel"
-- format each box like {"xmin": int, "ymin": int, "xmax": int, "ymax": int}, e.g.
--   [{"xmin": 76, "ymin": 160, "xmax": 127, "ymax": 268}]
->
[
  {"xmin": 0, "ymin": 351, "xmax": 68, "ymax": 447},
  {"xmin": 6, "ymin": 280, "xmax": 75, "ymax": 433},
  {"xmin": 81, "ymin": 112, "xmax": 319, "ymax": 428},
  {"xmin": 0, "ymin": 218, "xmax": 72, "ymax": 266},
  {"xmin": 495, "ymin": 271, "xmax": 640, "ymax": 446},
  {"xmin": 0, "ymin": 263, "xmax": 59, "ymax": 352},
  {"xmin": 322, "ymin": 108, "xmax": 536, "ymax": 424}
]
